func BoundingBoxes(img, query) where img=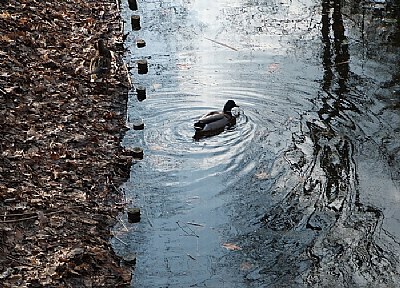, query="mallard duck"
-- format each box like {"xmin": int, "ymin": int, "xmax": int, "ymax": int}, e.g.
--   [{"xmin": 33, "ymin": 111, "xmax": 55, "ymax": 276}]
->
[
  {"xmin": 90, "ymin": 39, "xmax": 112, "ymax": 82},
  {"xmin": 193, "ymin": 100, "xmax": 239, "ymax": 139}
]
